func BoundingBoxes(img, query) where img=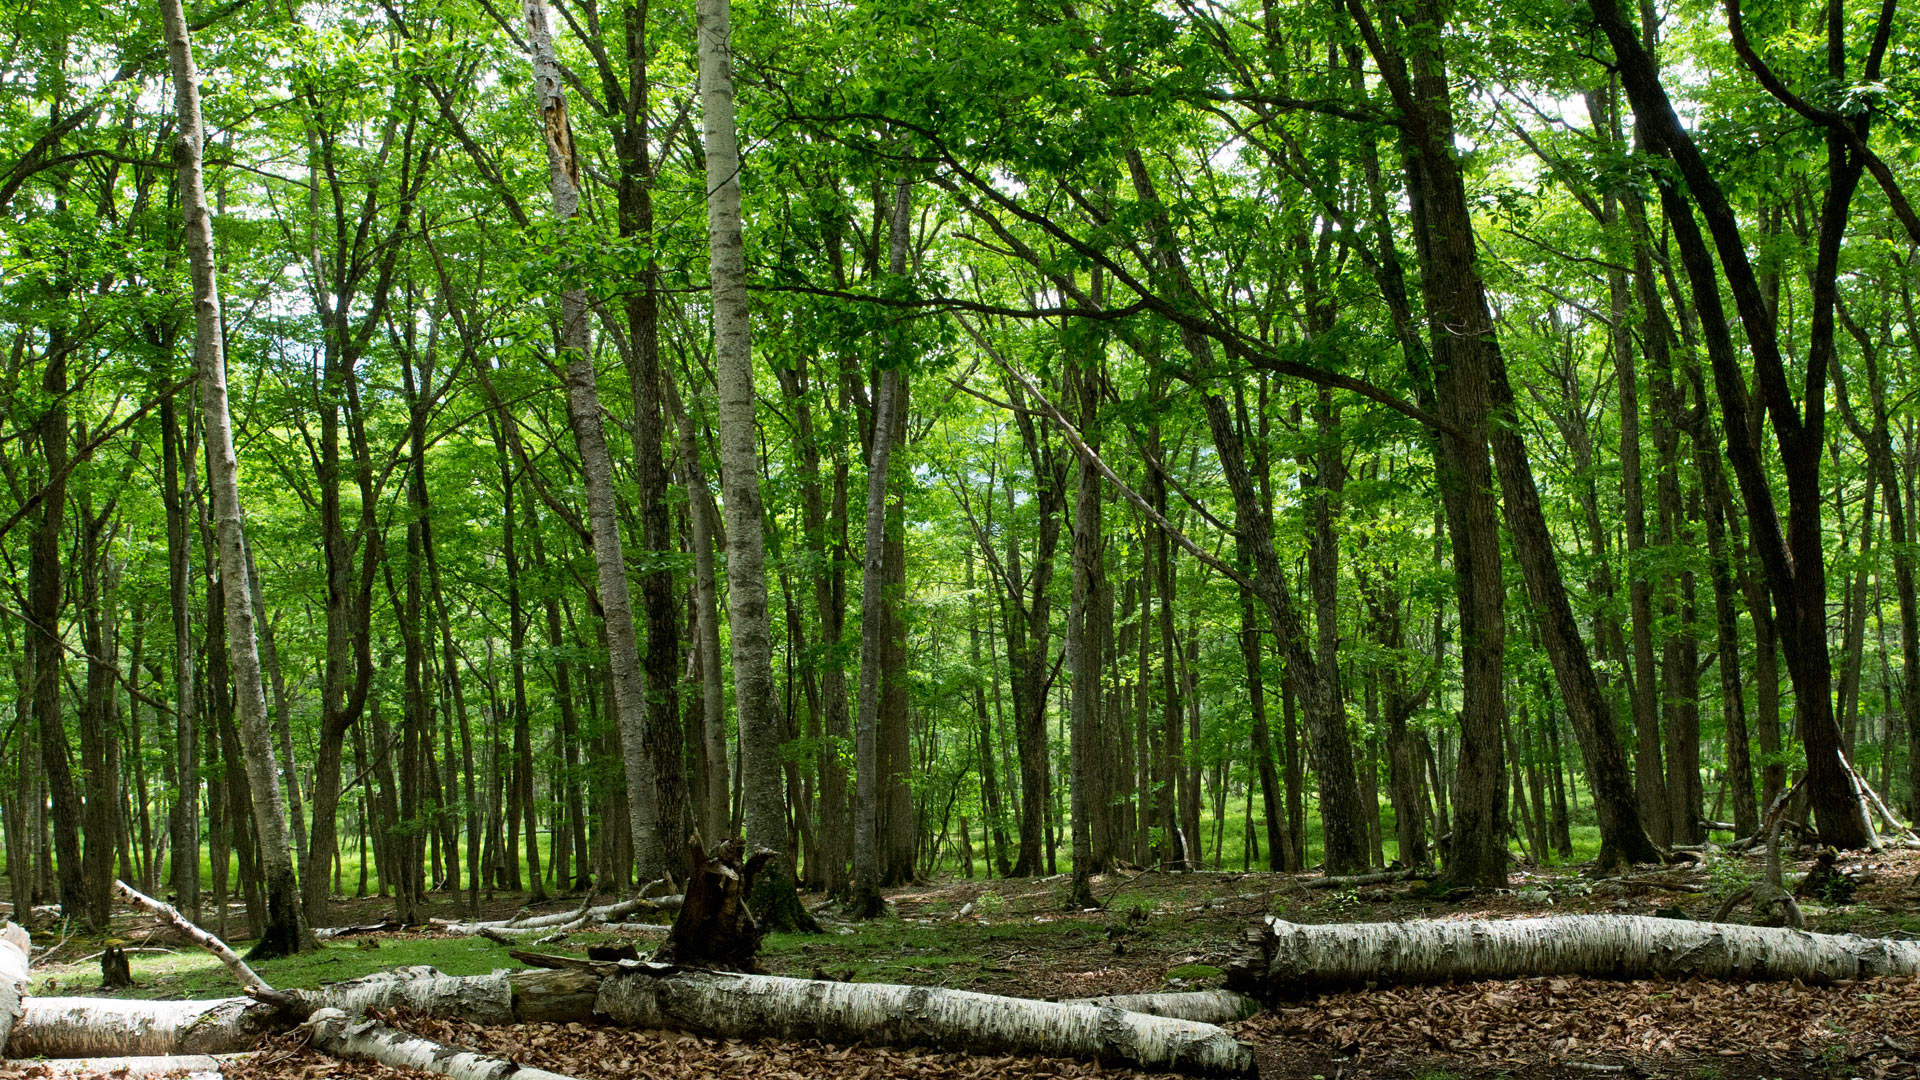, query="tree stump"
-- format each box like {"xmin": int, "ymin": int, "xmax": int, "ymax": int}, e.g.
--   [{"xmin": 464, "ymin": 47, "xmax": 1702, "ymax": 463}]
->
[
  {"xmin": 653, "ymin": 836, "xmax": 770, "ymax": 972},
  {"xmin": 100, "ymin": 945, "xmax": 133, "ymax": 990}
]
